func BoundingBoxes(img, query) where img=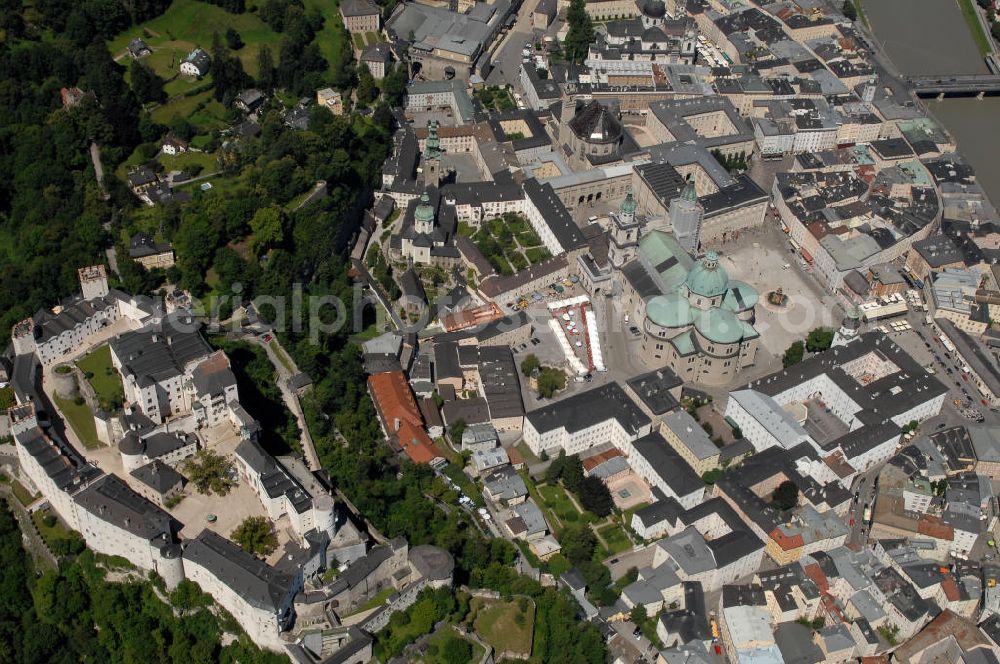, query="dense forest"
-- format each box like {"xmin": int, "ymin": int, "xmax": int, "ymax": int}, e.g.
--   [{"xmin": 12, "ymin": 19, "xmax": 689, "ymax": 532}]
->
[{"xmin": 0, "ymin": 502, "xmax": 285, "ymax": 663}]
